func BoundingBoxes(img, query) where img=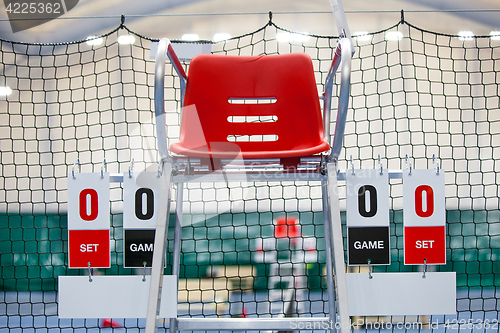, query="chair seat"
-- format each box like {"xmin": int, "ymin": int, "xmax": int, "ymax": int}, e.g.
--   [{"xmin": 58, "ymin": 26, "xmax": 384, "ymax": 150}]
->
[
  {"xmin": 169, "ymin": 53, "xmax": 330, "ymax": 160},
  {"xmin": 170, "ymin": 141, "xmax": 330, "ymax": 159}
]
